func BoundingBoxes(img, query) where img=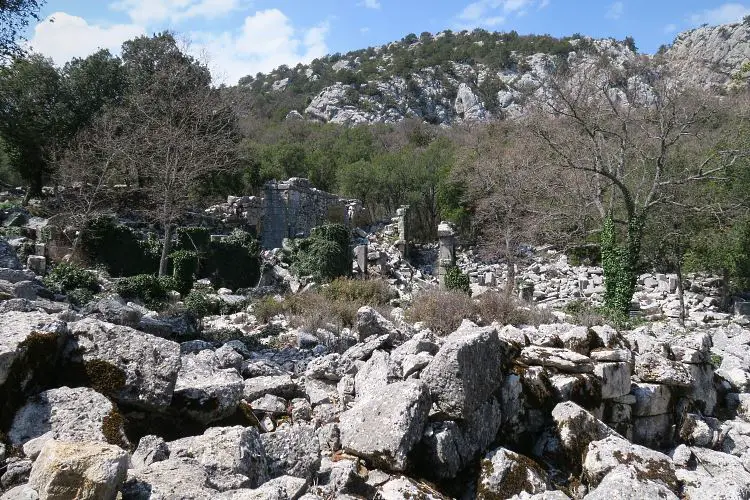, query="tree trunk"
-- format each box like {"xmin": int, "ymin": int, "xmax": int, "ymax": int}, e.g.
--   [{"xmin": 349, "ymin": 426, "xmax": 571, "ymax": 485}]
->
[
  {"xmin": 601, "ymin": 215, "xmax": 644, "ymax": 318},
  {"xmin": 159, "ymin": 223, "xmax": 173, "ymax": 277}
]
